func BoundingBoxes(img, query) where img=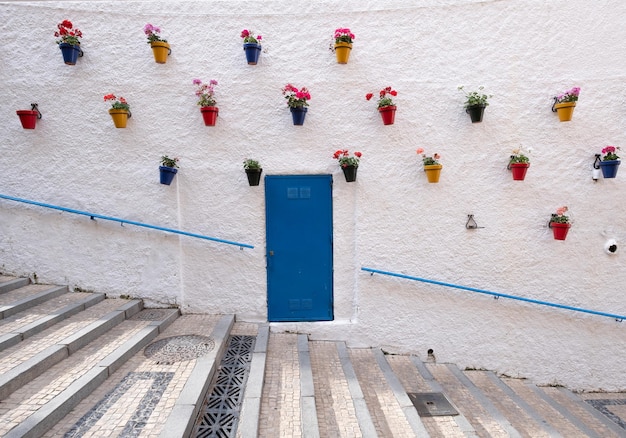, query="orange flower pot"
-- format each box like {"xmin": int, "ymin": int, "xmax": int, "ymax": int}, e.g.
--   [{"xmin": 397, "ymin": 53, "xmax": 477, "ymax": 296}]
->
[
  {"xmin": 554, "ymin": 102, "xmax": 576, "ymax": 122},
  {"xmin": 109, "ymin": 109, "xmax": 130, "ymax": 128},
  {"xmin": 424, "ymin": 164, "xmax": 442, "ymax": 183},
  {"xmin": 150, "ymin": 41, "xmax": 171, "ymax": 64},
  {"xmin": 334, "ymin": 42, "xmax": 352, "ymax": 64}
]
